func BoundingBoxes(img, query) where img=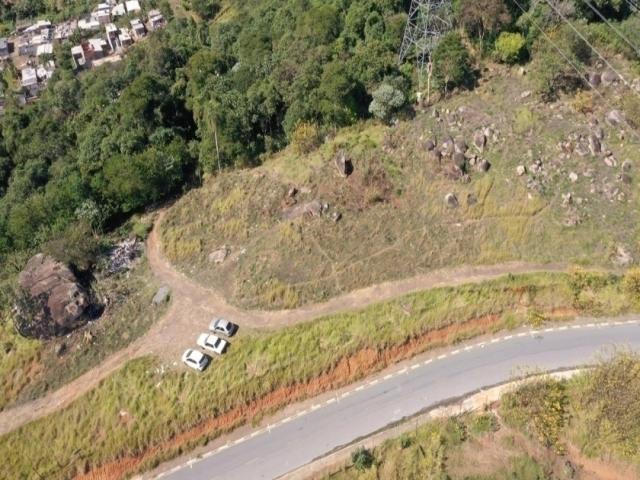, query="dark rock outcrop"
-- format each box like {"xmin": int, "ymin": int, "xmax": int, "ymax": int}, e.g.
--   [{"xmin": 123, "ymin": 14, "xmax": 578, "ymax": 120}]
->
[{"xmin": 16, "ymin": 254, "xmax": 90, "ymax": 338}]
